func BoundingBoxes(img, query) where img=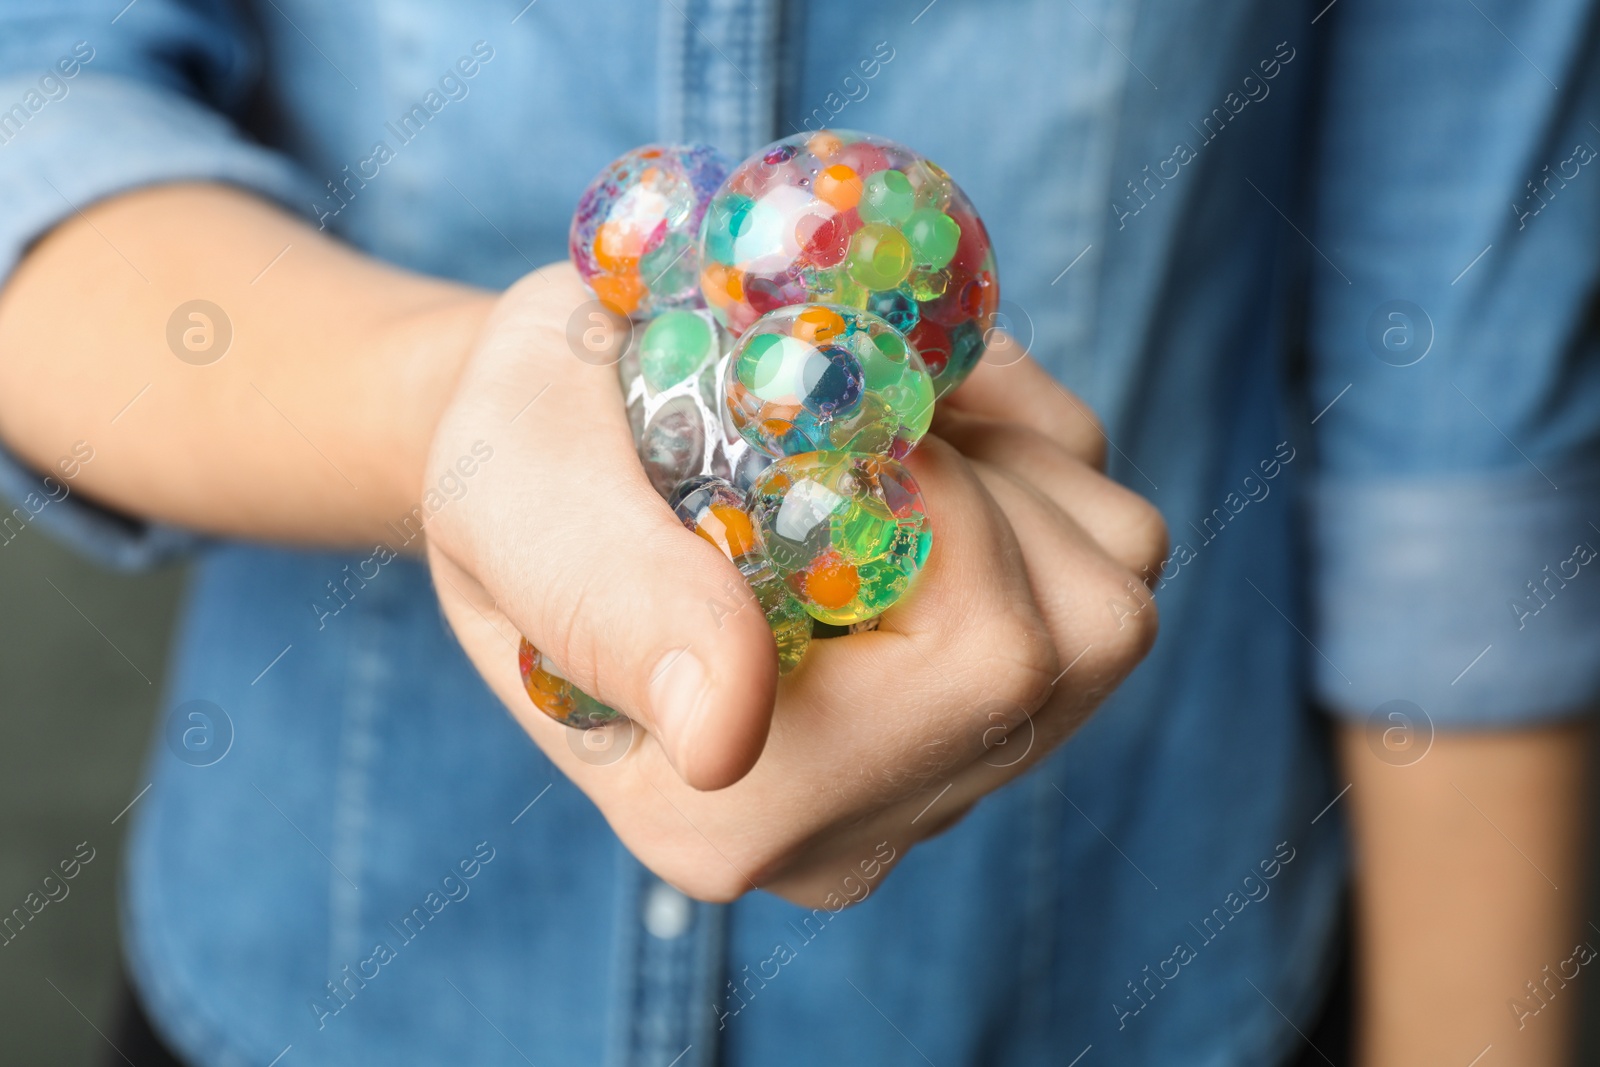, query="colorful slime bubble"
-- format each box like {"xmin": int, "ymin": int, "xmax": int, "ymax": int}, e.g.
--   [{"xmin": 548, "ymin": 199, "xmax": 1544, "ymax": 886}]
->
[
  {"xmin": 671, "ymin": 476, "xmax": 811, "ymax": 673},
  {"xmin": 748, "ymin": 452, "xmax": 932, "ymax": 625},
  {"xmin": 518, "ymin": 638, "xmax": 622, "ymax": 729},
  {"xmin": 571, "ymin": 144, "xmax": 731, "ymax": 318},
  {"xmin": 616, "ymin": 307, "xmax": 773, "ymax": 498},
  {"xmin": 698, "ymin": 129, "xmax": 997, "ymax": 396},
  {"xmin": 725, "ymin": 304, "xmax": 934, "ymax": 459}
]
